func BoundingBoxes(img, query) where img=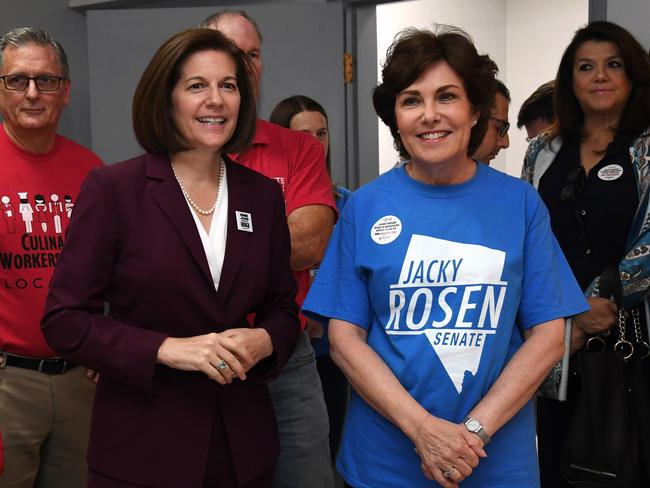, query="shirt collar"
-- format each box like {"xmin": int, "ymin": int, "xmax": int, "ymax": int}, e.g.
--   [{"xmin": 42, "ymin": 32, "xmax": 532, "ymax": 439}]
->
[{"xmin": 252, "ymin": 118, "xmax": 271, "ymax": 146}]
